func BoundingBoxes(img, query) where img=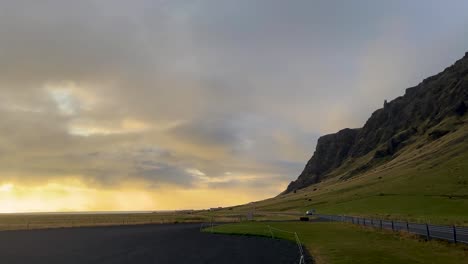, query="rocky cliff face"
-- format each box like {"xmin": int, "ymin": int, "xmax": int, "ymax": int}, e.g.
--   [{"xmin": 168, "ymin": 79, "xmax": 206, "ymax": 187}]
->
[
  {"xmin": 284, "ymin": 128, "xmax": 359, "ymax": 193},
  {"xmin": 284, "ymin": 52, "xmax": 468, "ymax": 194}
]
